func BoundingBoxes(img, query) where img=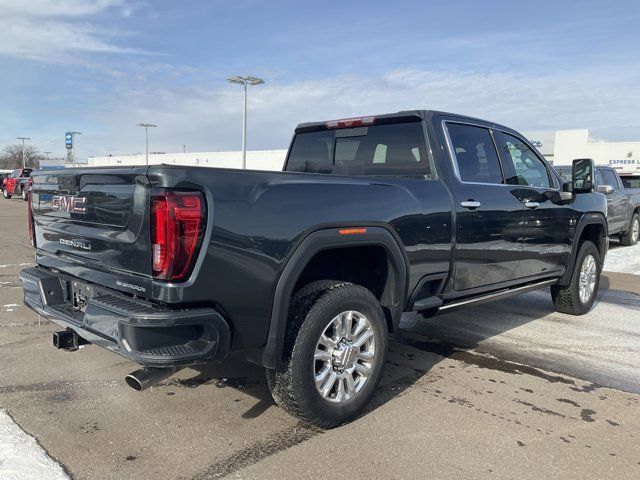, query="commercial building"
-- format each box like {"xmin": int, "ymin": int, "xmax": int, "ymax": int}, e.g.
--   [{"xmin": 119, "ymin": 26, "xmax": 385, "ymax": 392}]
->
[
  {"xmin": 88, "ymin": 149, "xmax": 288, "ymax": 171},
  {"xmin": 523, "ymin": 129, "xmax": 640, "ymax": 176},
  {"xmin": 88, "ymin": 129, "xmax": 640, "ymax": 178}
]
